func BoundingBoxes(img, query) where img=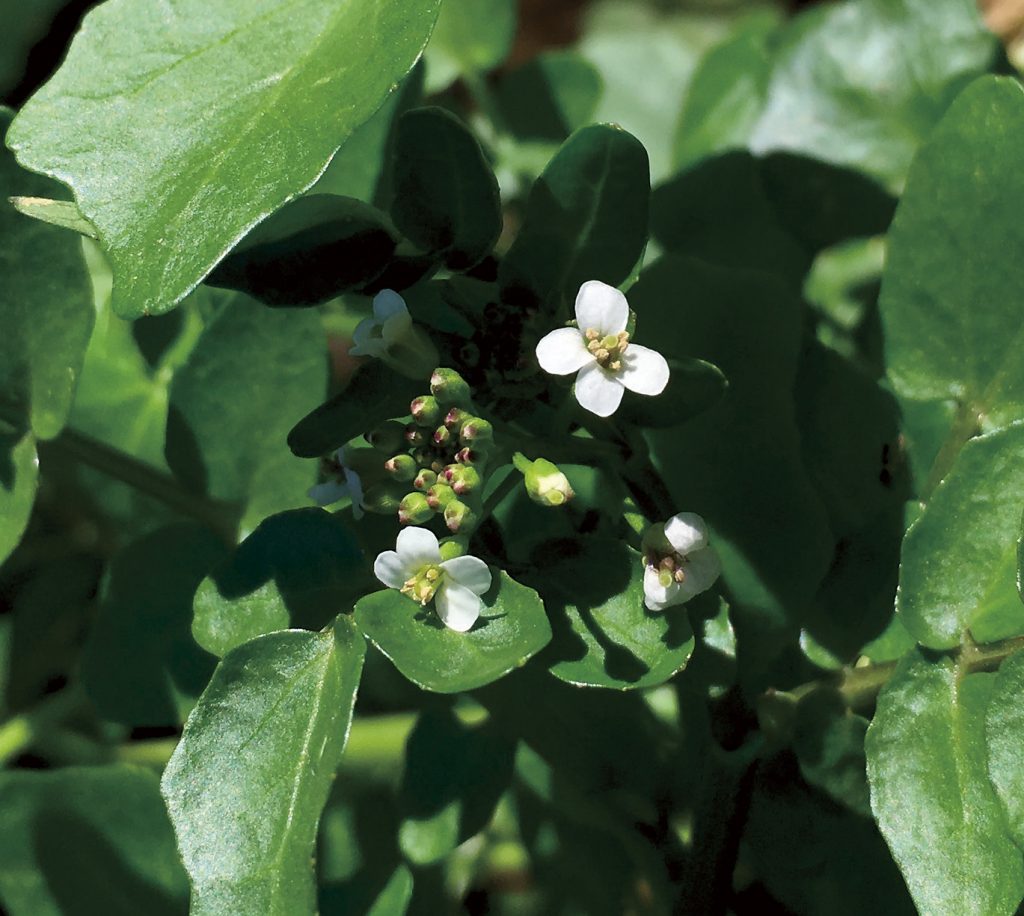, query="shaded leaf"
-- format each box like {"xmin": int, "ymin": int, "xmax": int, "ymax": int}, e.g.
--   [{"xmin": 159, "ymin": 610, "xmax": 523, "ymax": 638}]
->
[
  {"xmin": 424, "ymin": 0, "xmax": 516, "ymax": 92},
  {"xmin": 0, "ymin": 432, "xmax": 37, "ymax": 567}
]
